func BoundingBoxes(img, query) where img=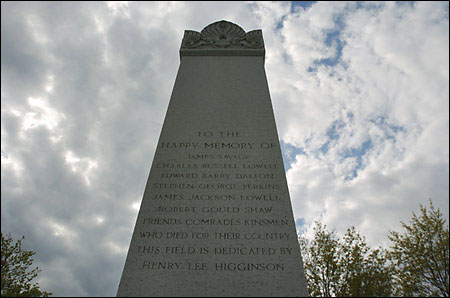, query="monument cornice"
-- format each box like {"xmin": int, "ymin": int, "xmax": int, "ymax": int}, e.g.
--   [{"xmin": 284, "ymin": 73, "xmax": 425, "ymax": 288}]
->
[{"xmin": 180, "ymin": 20, "xmax": 265, "ymax": 58}]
